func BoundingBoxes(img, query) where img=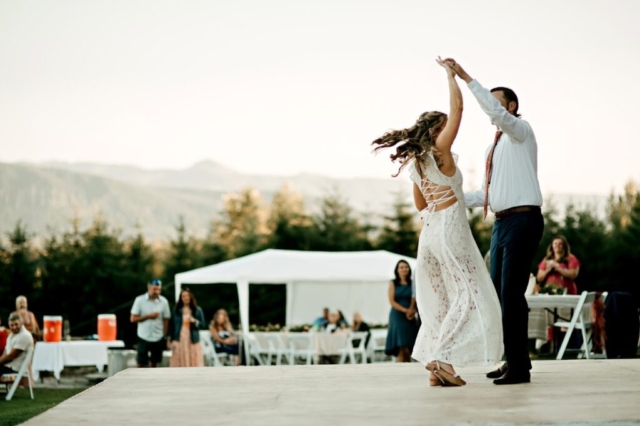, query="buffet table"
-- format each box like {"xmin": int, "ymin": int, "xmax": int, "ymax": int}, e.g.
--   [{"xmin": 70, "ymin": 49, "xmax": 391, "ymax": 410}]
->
[{"xmin": 32, "ymin": 340, "xmax": 125, "ymax": 380}]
